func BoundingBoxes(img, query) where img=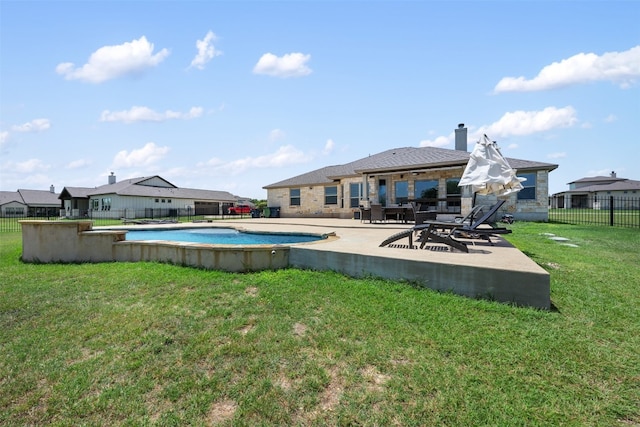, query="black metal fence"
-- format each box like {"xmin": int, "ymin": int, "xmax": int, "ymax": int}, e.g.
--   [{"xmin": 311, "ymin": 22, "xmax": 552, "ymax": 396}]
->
[
  {"xmin": 549, "ymin": 196, "xmax": 640, "ymax": 228},
  {"xmin": 0, "ymin": 208, "xmax": 260, "ymax": 233}
]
